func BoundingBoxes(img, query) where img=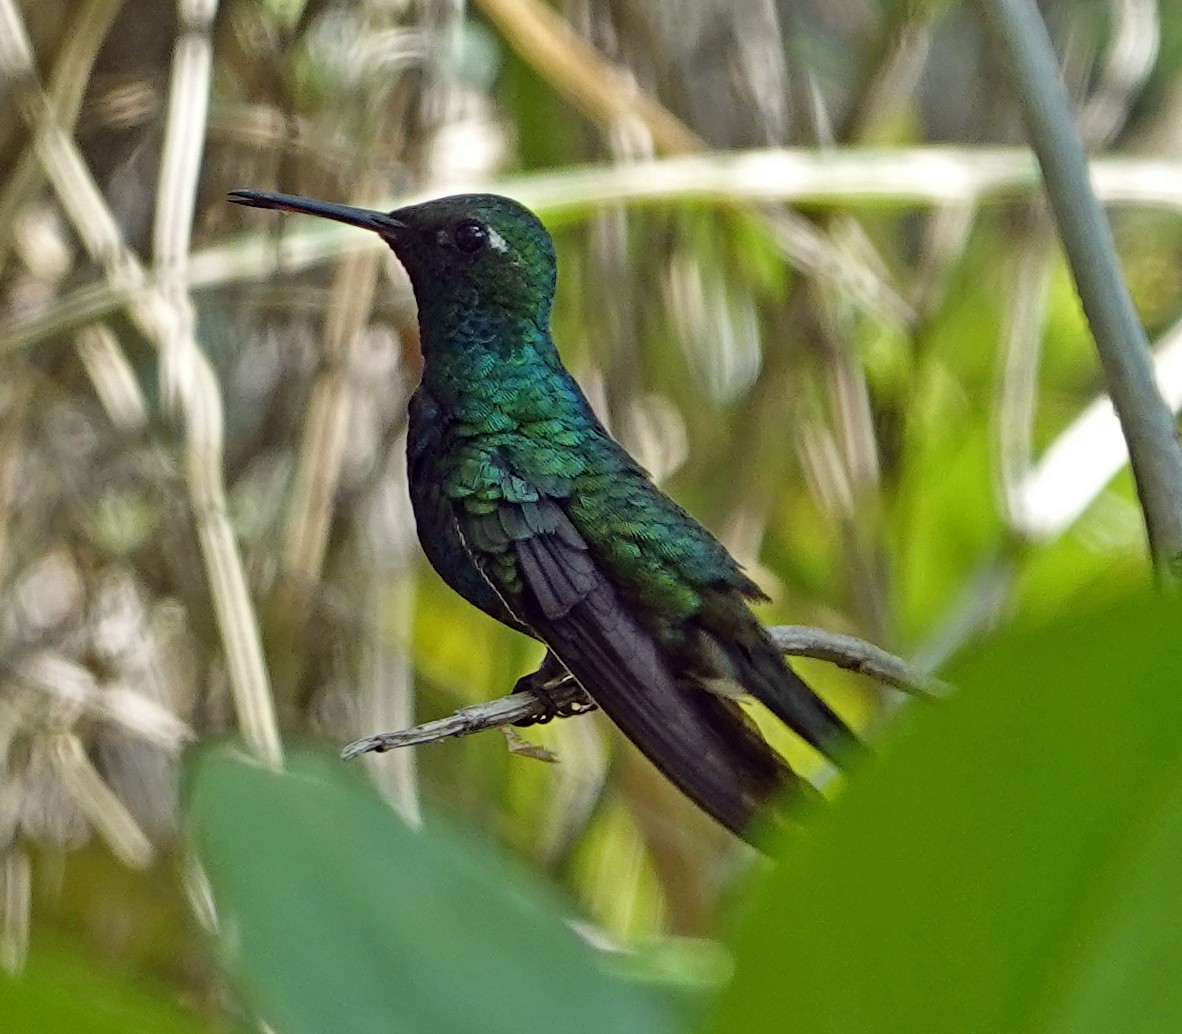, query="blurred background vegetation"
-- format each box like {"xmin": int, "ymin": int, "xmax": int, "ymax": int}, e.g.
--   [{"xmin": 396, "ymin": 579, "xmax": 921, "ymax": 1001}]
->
[{"xmin": 2, "ymin": 0, "xmax": 1182, "ymax": 1028}]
